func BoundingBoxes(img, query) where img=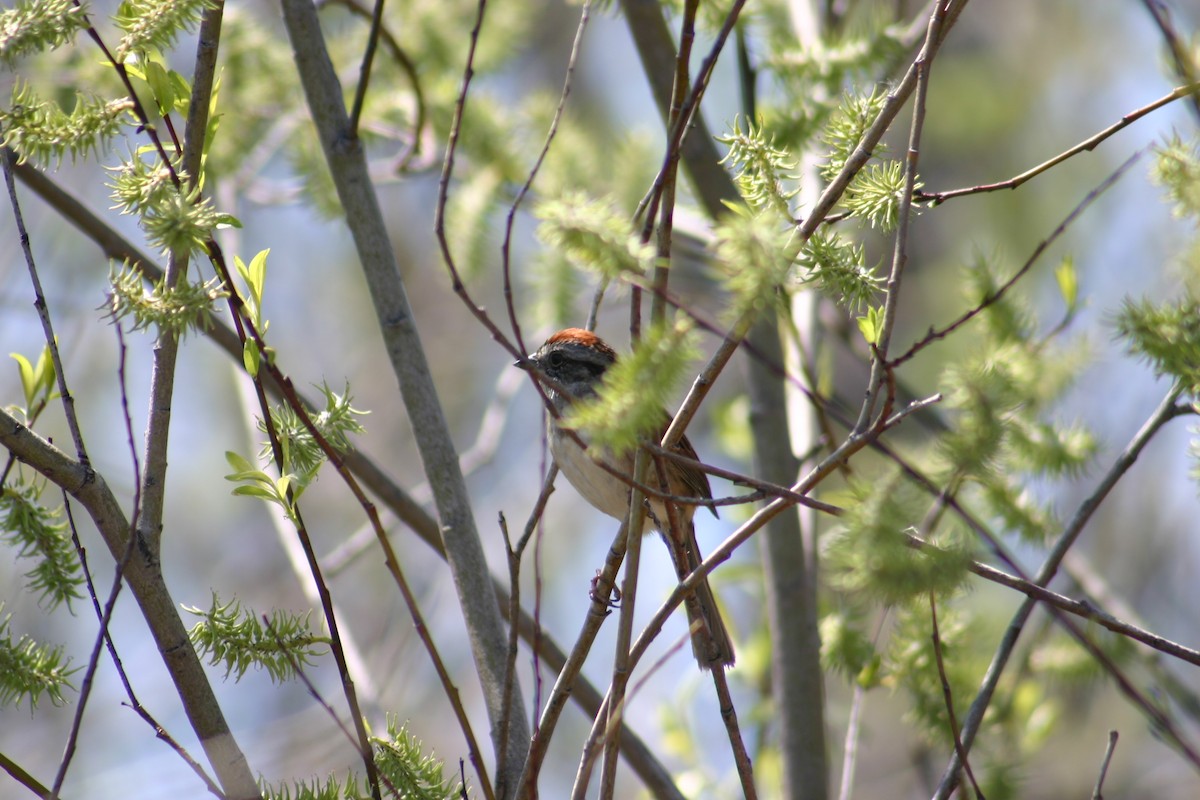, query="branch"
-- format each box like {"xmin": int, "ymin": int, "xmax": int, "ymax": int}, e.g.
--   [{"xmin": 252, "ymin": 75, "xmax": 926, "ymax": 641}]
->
[
  {"xmin": 852, "ymin": 0, "xmax": 946, "ymax": 433},
  {"xmin": 932, "ymin": 384, "xmax": 1200, "ymax": 798},
  {"xmin": 904, "ymin": 533, "xmax": 1200, "ymax": 667},
  {"xmin": 891, "ymin": 150, "xmax": 1142, "ymax": 369},
  {"xmin": 0, "ymin": 409, "xmax": 260, "ymax": 799},
  {"xmin": 1137, "ymin": 1, "xmax": 1199, "ymax": 121},
  {"xmin": 915, "ymin": 82, "xmax": 1200, "ymax": 205},
  {"xmin": 279, "ymin": 2, "xmax": 531, "ymax": 794},
  {"xmin": 9, "ymin": 157, "xmax": 683, "ymax": 798}
]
